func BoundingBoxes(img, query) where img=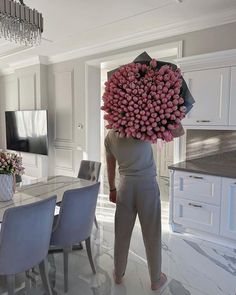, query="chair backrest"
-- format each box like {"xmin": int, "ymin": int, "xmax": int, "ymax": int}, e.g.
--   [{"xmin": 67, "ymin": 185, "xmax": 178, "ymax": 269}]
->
[
  {"xmin": 78, "ymin": 160, "xmax": 101, "ymax": 182},
  {"xmin": 51, "ymin": 182, "xmax": 100, "ymax": 247},
  {"xmin": 0, "ymin": 196, "xmax": 56, "ymax": 275}
]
